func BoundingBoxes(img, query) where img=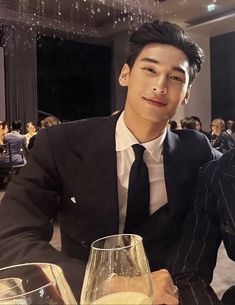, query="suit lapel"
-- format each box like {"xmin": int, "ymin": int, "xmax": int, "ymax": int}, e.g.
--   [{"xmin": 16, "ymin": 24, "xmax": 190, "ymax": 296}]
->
[
  {"xmin": 72, "ymin": 115, "xmax": 120, "ymax": 235},
  {"xmin": 163, "ymin": 130, "xmax": 182, "ymax": 212}
]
